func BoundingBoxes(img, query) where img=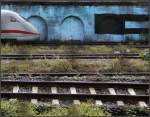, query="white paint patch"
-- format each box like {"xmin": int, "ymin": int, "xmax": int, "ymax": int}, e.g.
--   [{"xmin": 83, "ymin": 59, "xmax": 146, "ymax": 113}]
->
[
  {"xmin": 51, "ymin": 87, "xmax": 57, "ymax": 94},
  {"xmin": 70, "ymin": 87, "xmax": 77, "ymax": 94},
  {"xmin": 114, "ymin": 51, "xmax": 120, "ymax": 54},
  {"xmin": 52, "ymin": 99, "xmax": 59, "ymax": 105},
  {"xmin": 126, "ymin": 49, "xmax": 130, "ymax": 53},
  {"xmin": 32, "ymin": 86, "xmax": 38, "ymax": 93},
  {"xmin": 89, "ymin": 87, "xmax": 96, "ymax": 94},
  {"xmin": 73, "ymin": 100, "xmax": 80, "ymax": 105},
  {"xmin": 13, "ymin": 86, "xmax": 19, "ymax": 93},
  {"xmin": 128, "ymin": 88, "xmax": 136, "ymax": 95},
  {"xmin": 138, "ymin": 101, "xmax": 147, "ymax": 107},
  {"xmin": 31, "ymin": 99, "xmax": 38, "ymax": 104},
  {"xmin": 95, "ymin": 100, "xmax": 103, "ymax": 106},
  {"xmin": 108, "ymin": 88, "xmax": 116, "ymax": 95},
  {"xmin": 117, "ymin": 101, "xmax": 124, "ymax": 106}
]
